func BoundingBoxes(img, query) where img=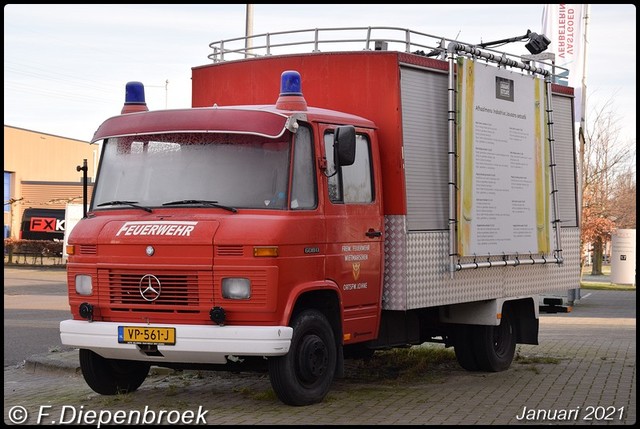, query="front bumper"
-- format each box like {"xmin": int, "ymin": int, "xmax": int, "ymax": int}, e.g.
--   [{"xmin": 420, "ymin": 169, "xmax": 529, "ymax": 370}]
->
[{"xmin": 60, "ymin": 320, "xmax": 292, "ymax": 364}]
